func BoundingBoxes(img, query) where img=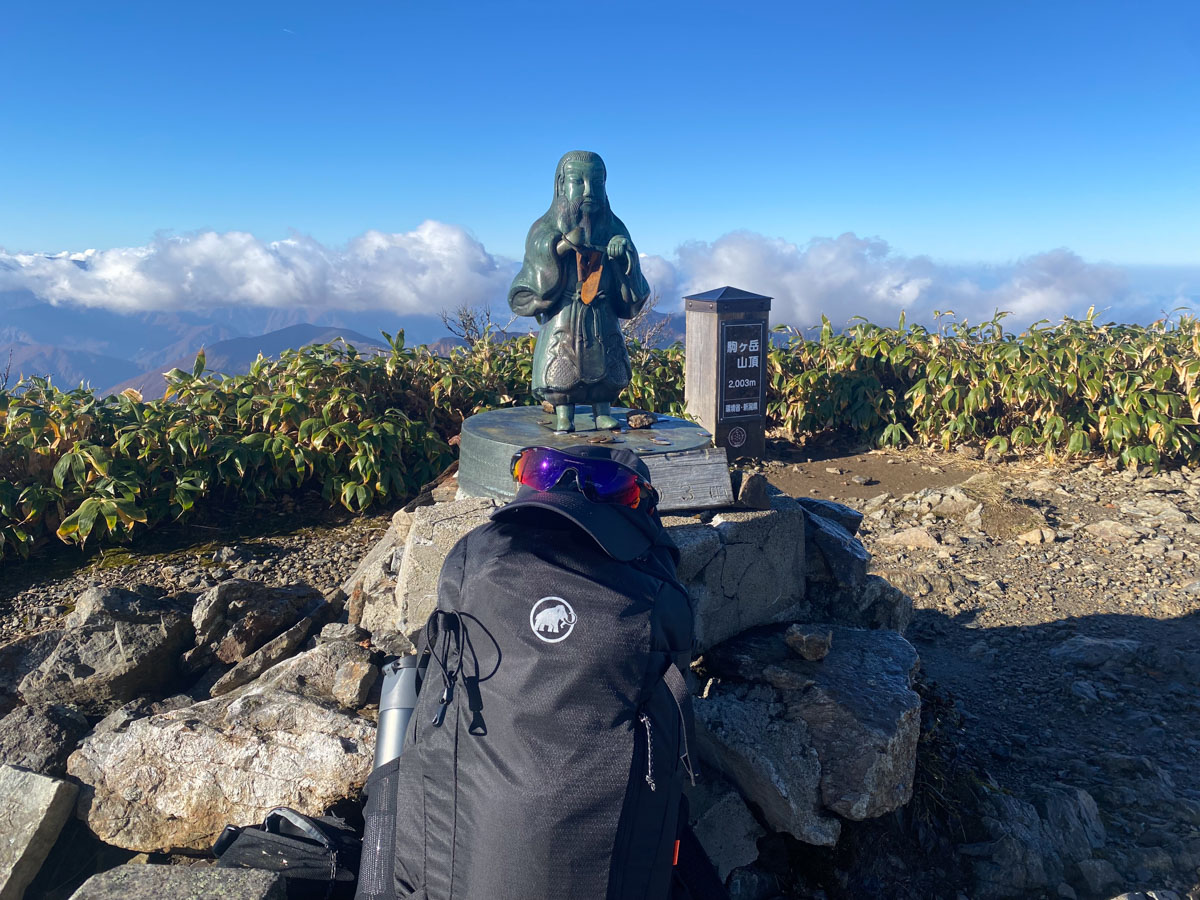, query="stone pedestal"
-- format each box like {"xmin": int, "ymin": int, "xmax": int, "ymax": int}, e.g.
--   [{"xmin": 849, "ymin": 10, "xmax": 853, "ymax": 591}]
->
[
  {"xmin": 361, "ymin": 492, "xmax": 809, "ymax": 650},
  {"xmin": 457, "ymin": 405, "xmax": 733, "ymax": 512}
]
